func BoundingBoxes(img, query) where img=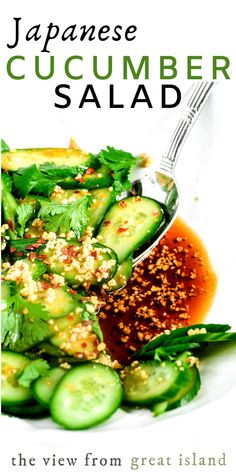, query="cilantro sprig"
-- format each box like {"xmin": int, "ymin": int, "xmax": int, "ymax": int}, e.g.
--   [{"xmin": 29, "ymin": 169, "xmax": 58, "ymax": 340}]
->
[
  {"xmin": 17, "ymin": 359, "xmax": 50, "ymax": 387},
  {"xmin": 1, "ymin": 292, "xmax": 52, "ymax": 352},
  {"xmin": 134, "ymin": 324, "xmax": 236, "ymax": 361},
  {"xmin": 96, "ymin": 146, "xmax": 139, "ymax": 193},
  {"xmin": 38, "ymin": 195, "xmax": 92, "ymax": 237}
]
